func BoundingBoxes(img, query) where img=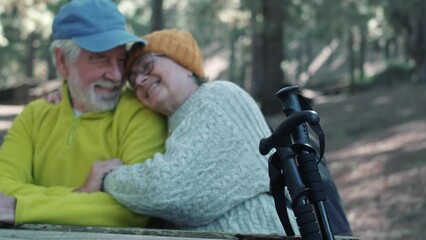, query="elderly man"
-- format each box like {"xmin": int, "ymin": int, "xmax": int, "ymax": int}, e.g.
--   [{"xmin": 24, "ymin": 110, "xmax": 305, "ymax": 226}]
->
[{"xmin": 0, "ymin": 0, "xmax": 166, "ymax": 227}]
